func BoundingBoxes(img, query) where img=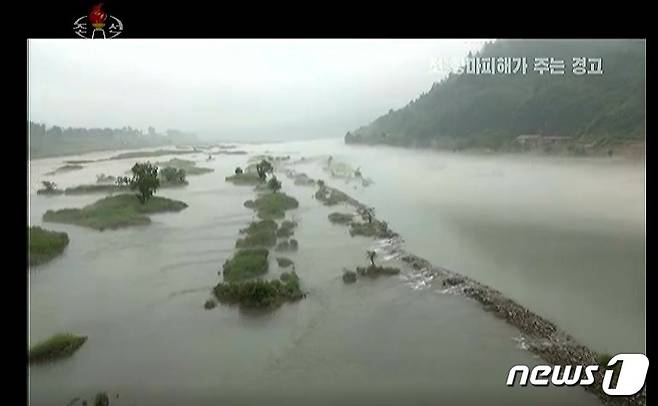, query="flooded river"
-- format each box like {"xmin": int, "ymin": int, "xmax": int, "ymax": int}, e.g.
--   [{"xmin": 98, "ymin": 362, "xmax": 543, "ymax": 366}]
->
[{"xmin": 28, "ymin": 139, "xmax": 644, "ymax": 405}]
